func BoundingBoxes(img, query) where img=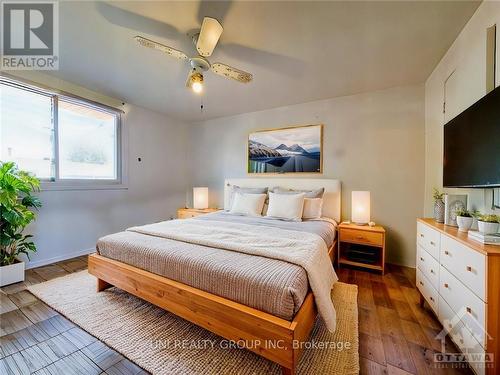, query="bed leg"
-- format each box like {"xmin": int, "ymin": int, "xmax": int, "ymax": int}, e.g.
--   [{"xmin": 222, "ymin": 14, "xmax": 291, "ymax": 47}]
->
[
  {"xmin": 281, "ymin": 366, "xmax": 294, "ymax": 375},
  {"xmin": 97, "ymin": 278, "xmax": 112, "ymax": 292}
]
